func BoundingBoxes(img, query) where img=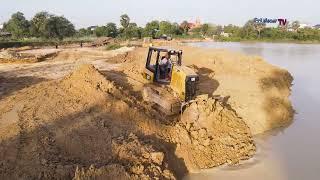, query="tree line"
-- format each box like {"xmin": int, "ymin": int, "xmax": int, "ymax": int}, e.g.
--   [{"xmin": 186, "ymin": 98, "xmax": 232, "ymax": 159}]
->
[
  {"xmin": 2, "ymin": 11, "xmax": 320, "ymax": 42},
  {"xmin": 2, "ymin": 12, "xmax": 75, "ymax": 40},
  {"xmin": 77, "ymin": 15, "xmax": 204, "ymax": 39},
  {"xmin": 0, "ymin": 12, "xmax": 218, "ymax": 40},
  {"xmin": 77, "ymin": 16, "xmax": 221, "ymax": 39},
  {"xmin": 218, "ymin": 20, "xmax": 320, "ymax": 42}
]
